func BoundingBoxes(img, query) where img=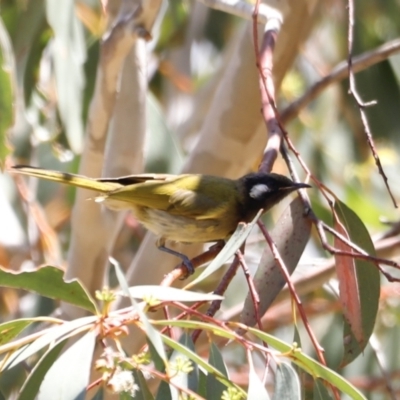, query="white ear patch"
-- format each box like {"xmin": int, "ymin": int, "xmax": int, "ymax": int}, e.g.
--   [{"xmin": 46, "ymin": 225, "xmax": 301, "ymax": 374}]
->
[{"xmin": 249, "ymin": 183, "xmax": 270, "ymax": 199}]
